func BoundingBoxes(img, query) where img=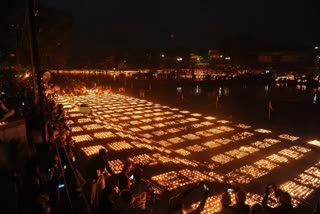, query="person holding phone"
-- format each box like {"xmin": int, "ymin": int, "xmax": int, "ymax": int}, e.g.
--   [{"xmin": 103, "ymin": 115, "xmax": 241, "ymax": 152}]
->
[
  {"xmin": 262, "ymin": 184, "xmax": 294, "ymax": 214},
  {"xmin": 130, "ymin": 166, "xmax": 149, "ymax": 209},
  {"xmin": 169, "ymin": 182, "xmax": 210, "ymax": 214},
  {"xmin": 86, "ymin": 149, "xmax": 113, "ymax": 209},
  {"xmin": 118, "ymin": 161, "xmax": 134, "ymax": 191}
]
